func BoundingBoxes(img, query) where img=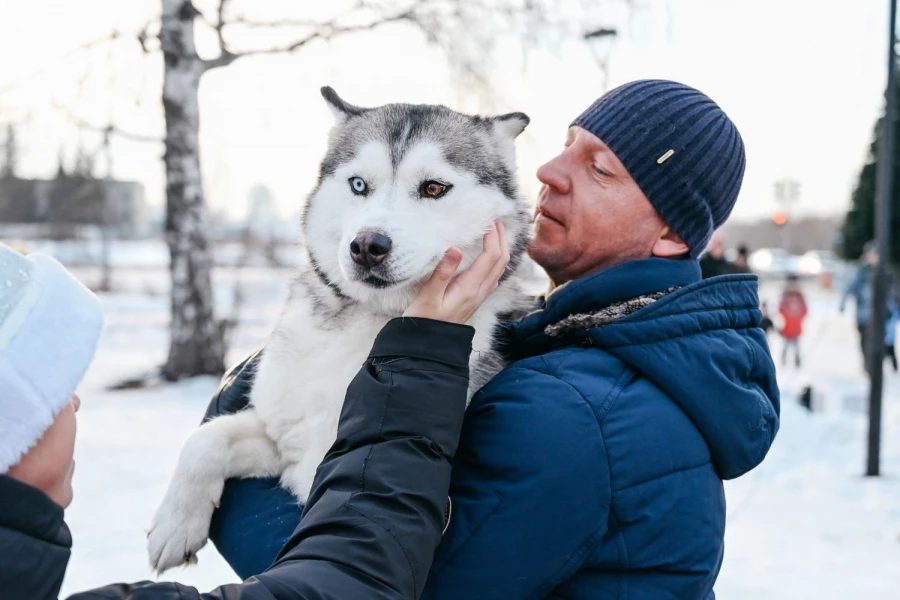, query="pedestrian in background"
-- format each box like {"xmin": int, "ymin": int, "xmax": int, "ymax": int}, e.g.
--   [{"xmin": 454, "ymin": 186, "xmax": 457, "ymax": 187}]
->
[
  {"xmin": 732, "ymin": 244, "xmax": 752, "ymax": 274},
  {"xmin": 779, "ymin": 274, "xmax": 808, "ymax": 368},
  {"xmin": 760, "ymin": 301, "xmax": 775, "ymax": 338},
  {"xmin": 841, "ymin": 241, "xmax": 878, "ymax": 370},
  {"xmin": 885, "ymin": 297, "xmax": 899, "ymax": 373},
  {"xmin": 699, "ymin": 231, "xmax": 732, "ymax": 278}
]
